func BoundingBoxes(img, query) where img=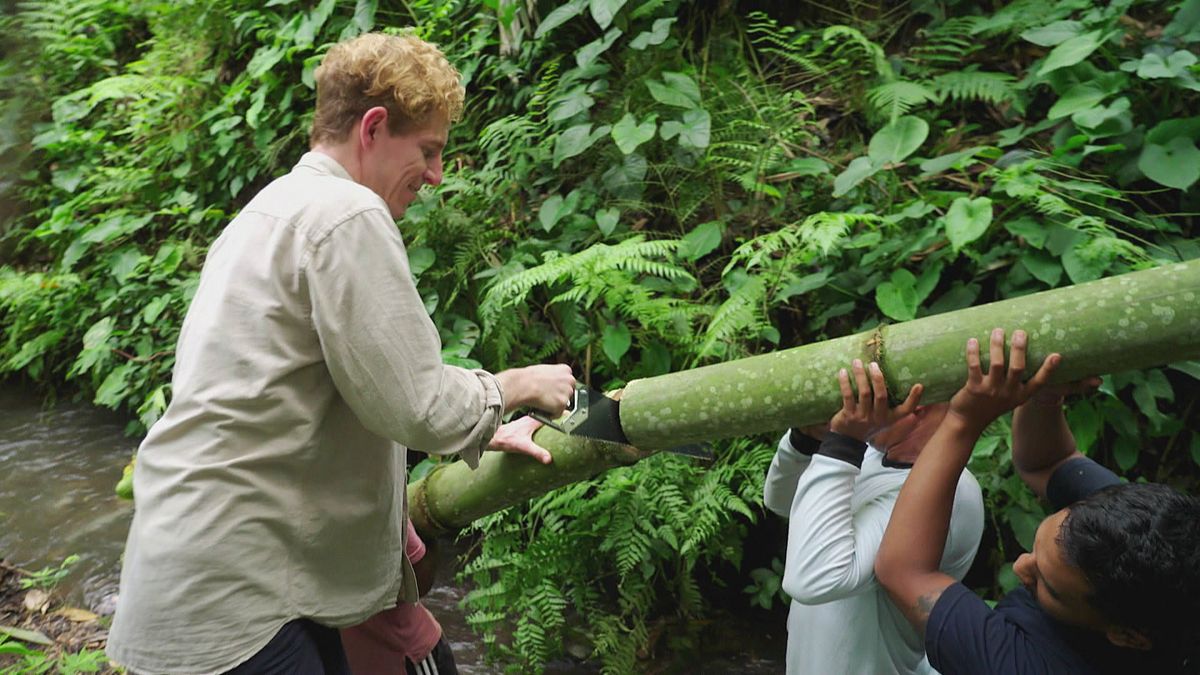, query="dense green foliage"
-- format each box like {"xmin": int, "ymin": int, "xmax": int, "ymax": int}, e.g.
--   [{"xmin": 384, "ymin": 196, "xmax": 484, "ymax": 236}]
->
[{"xmin": 1, "ymin": 0, "xmax": 1198, "ymax": 670}]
